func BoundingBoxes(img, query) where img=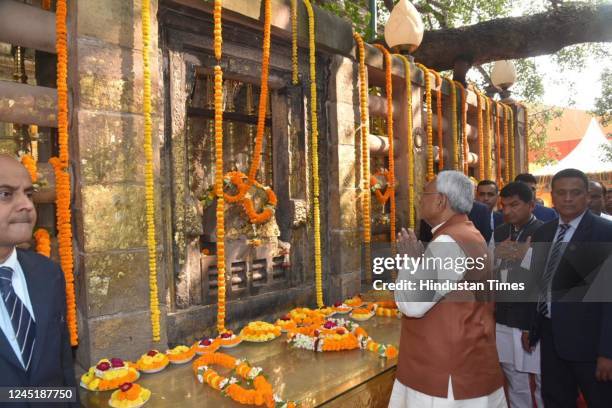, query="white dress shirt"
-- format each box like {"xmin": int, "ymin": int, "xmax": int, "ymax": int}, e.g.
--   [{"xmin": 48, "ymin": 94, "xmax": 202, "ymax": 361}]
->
[
  {"xmin": 392, "ymin": 221, "xmax": 507, "ymax": 407},
  {"xmin": 0, "ymin": 247, "xmax": 35, "ymax": 368}
]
